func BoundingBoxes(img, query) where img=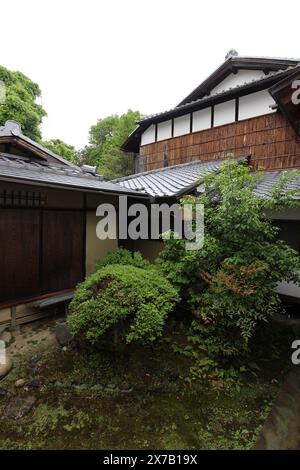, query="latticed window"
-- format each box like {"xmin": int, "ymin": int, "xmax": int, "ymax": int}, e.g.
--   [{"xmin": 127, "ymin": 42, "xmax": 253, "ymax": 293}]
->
[{"xmin": 0, "ymin": 189, "xmax": 46, "ymax": 207}]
